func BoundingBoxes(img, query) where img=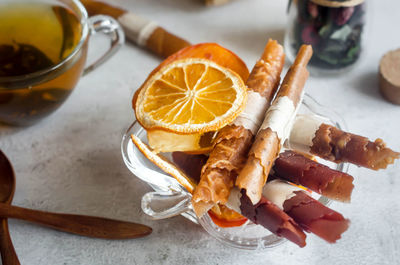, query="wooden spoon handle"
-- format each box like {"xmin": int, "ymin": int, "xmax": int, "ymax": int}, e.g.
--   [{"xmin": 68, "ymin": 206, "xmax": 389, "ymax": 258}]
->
[
  {"xmin": 0, "ymin": 204, "xmax": 152, "ymax": 239},
  {"xmin": 0, "ymin": 219, "xmax": 20, "ymax": 265}
]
